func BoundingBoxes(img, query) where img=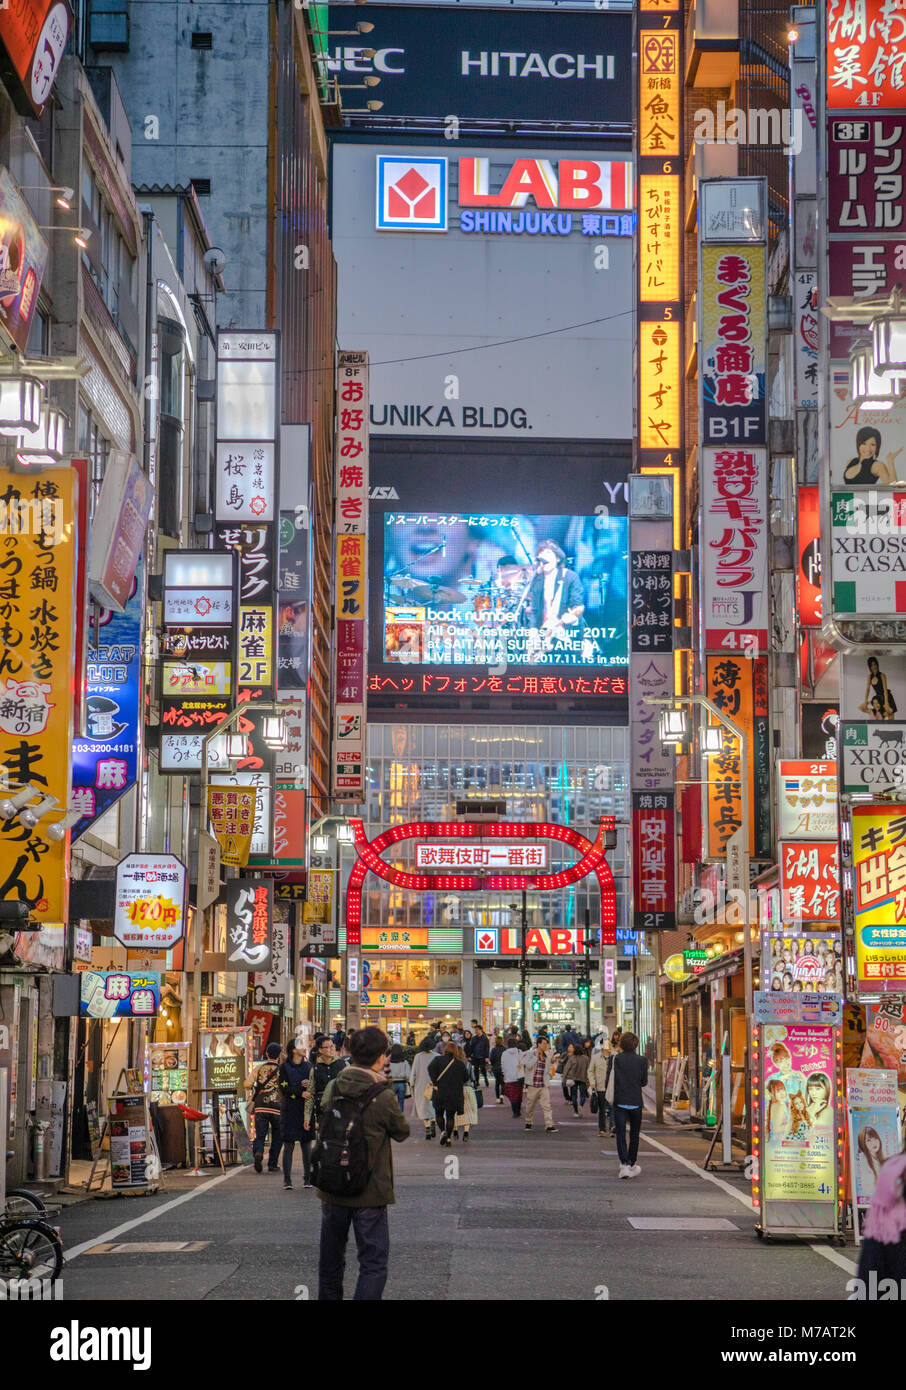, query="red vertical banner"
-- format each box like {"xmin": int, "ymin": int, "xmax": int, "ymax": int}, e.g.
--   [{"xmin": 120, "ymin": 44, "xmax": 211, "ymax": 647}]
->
[{"xmin": 632, "ymin": 791, "xmax": 675, "ymax": 930}]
